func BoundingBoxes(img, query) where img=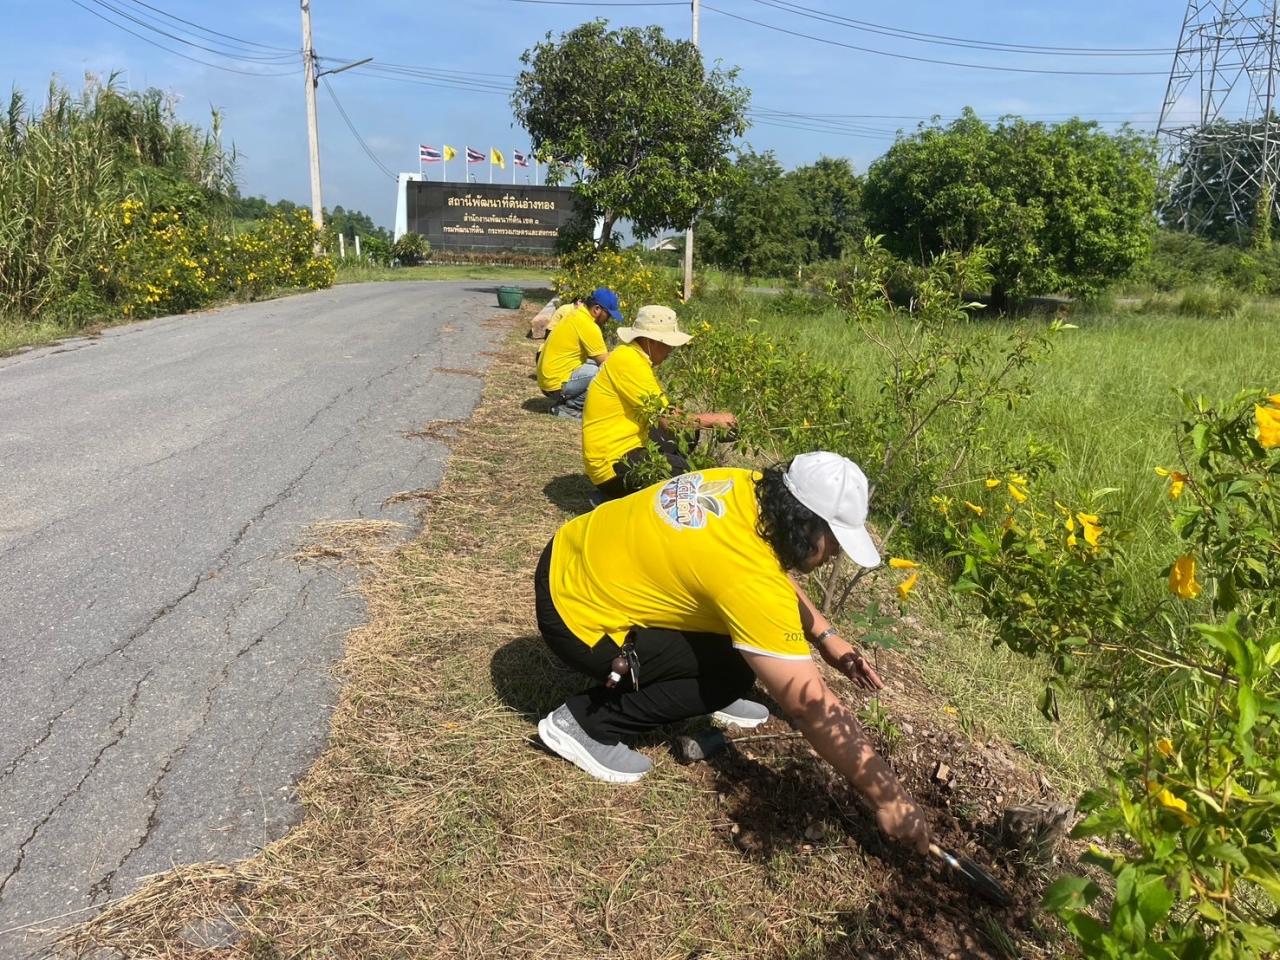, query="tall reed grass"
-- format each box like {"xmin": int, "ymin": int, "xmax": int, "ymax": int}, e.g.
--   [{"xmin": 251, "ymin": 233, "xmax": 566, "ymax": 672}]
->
[{"xmin": 0, "ymin": 75, "xmax": 233, "ymax": 327}]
